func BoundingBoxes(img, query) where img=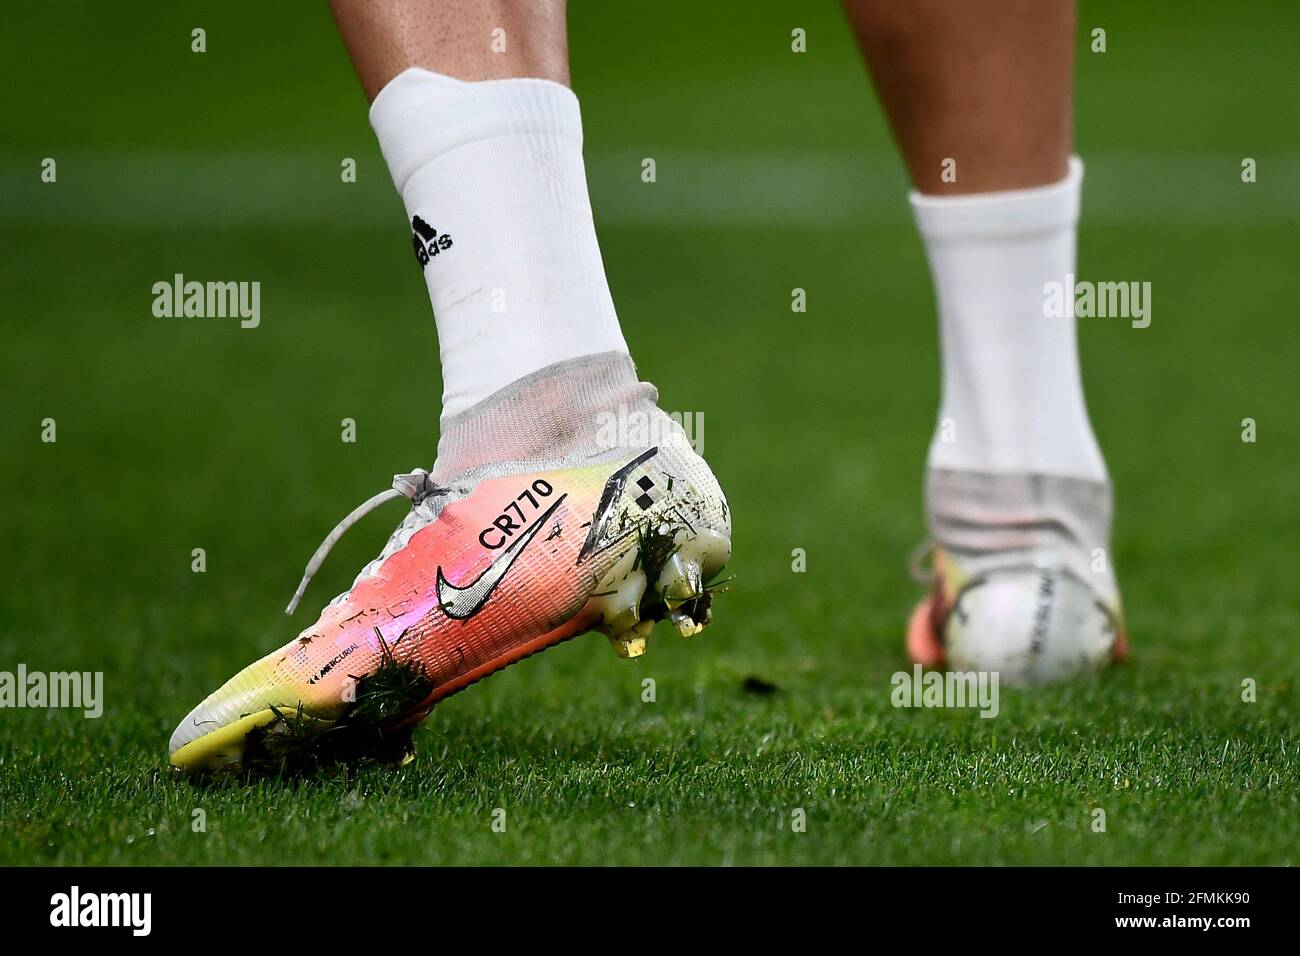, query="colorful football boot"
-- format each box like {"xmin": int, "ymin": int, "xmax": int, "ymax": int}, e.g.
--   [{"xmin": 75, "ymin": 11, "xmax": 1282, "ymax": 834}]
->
[
  {"xmin": 906, "ymin": 470, "xmax": 1127, "ymax": 685},
  {"xmin": 169, "ymin": 356, "xmax": 730, "ymax": 774}
]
